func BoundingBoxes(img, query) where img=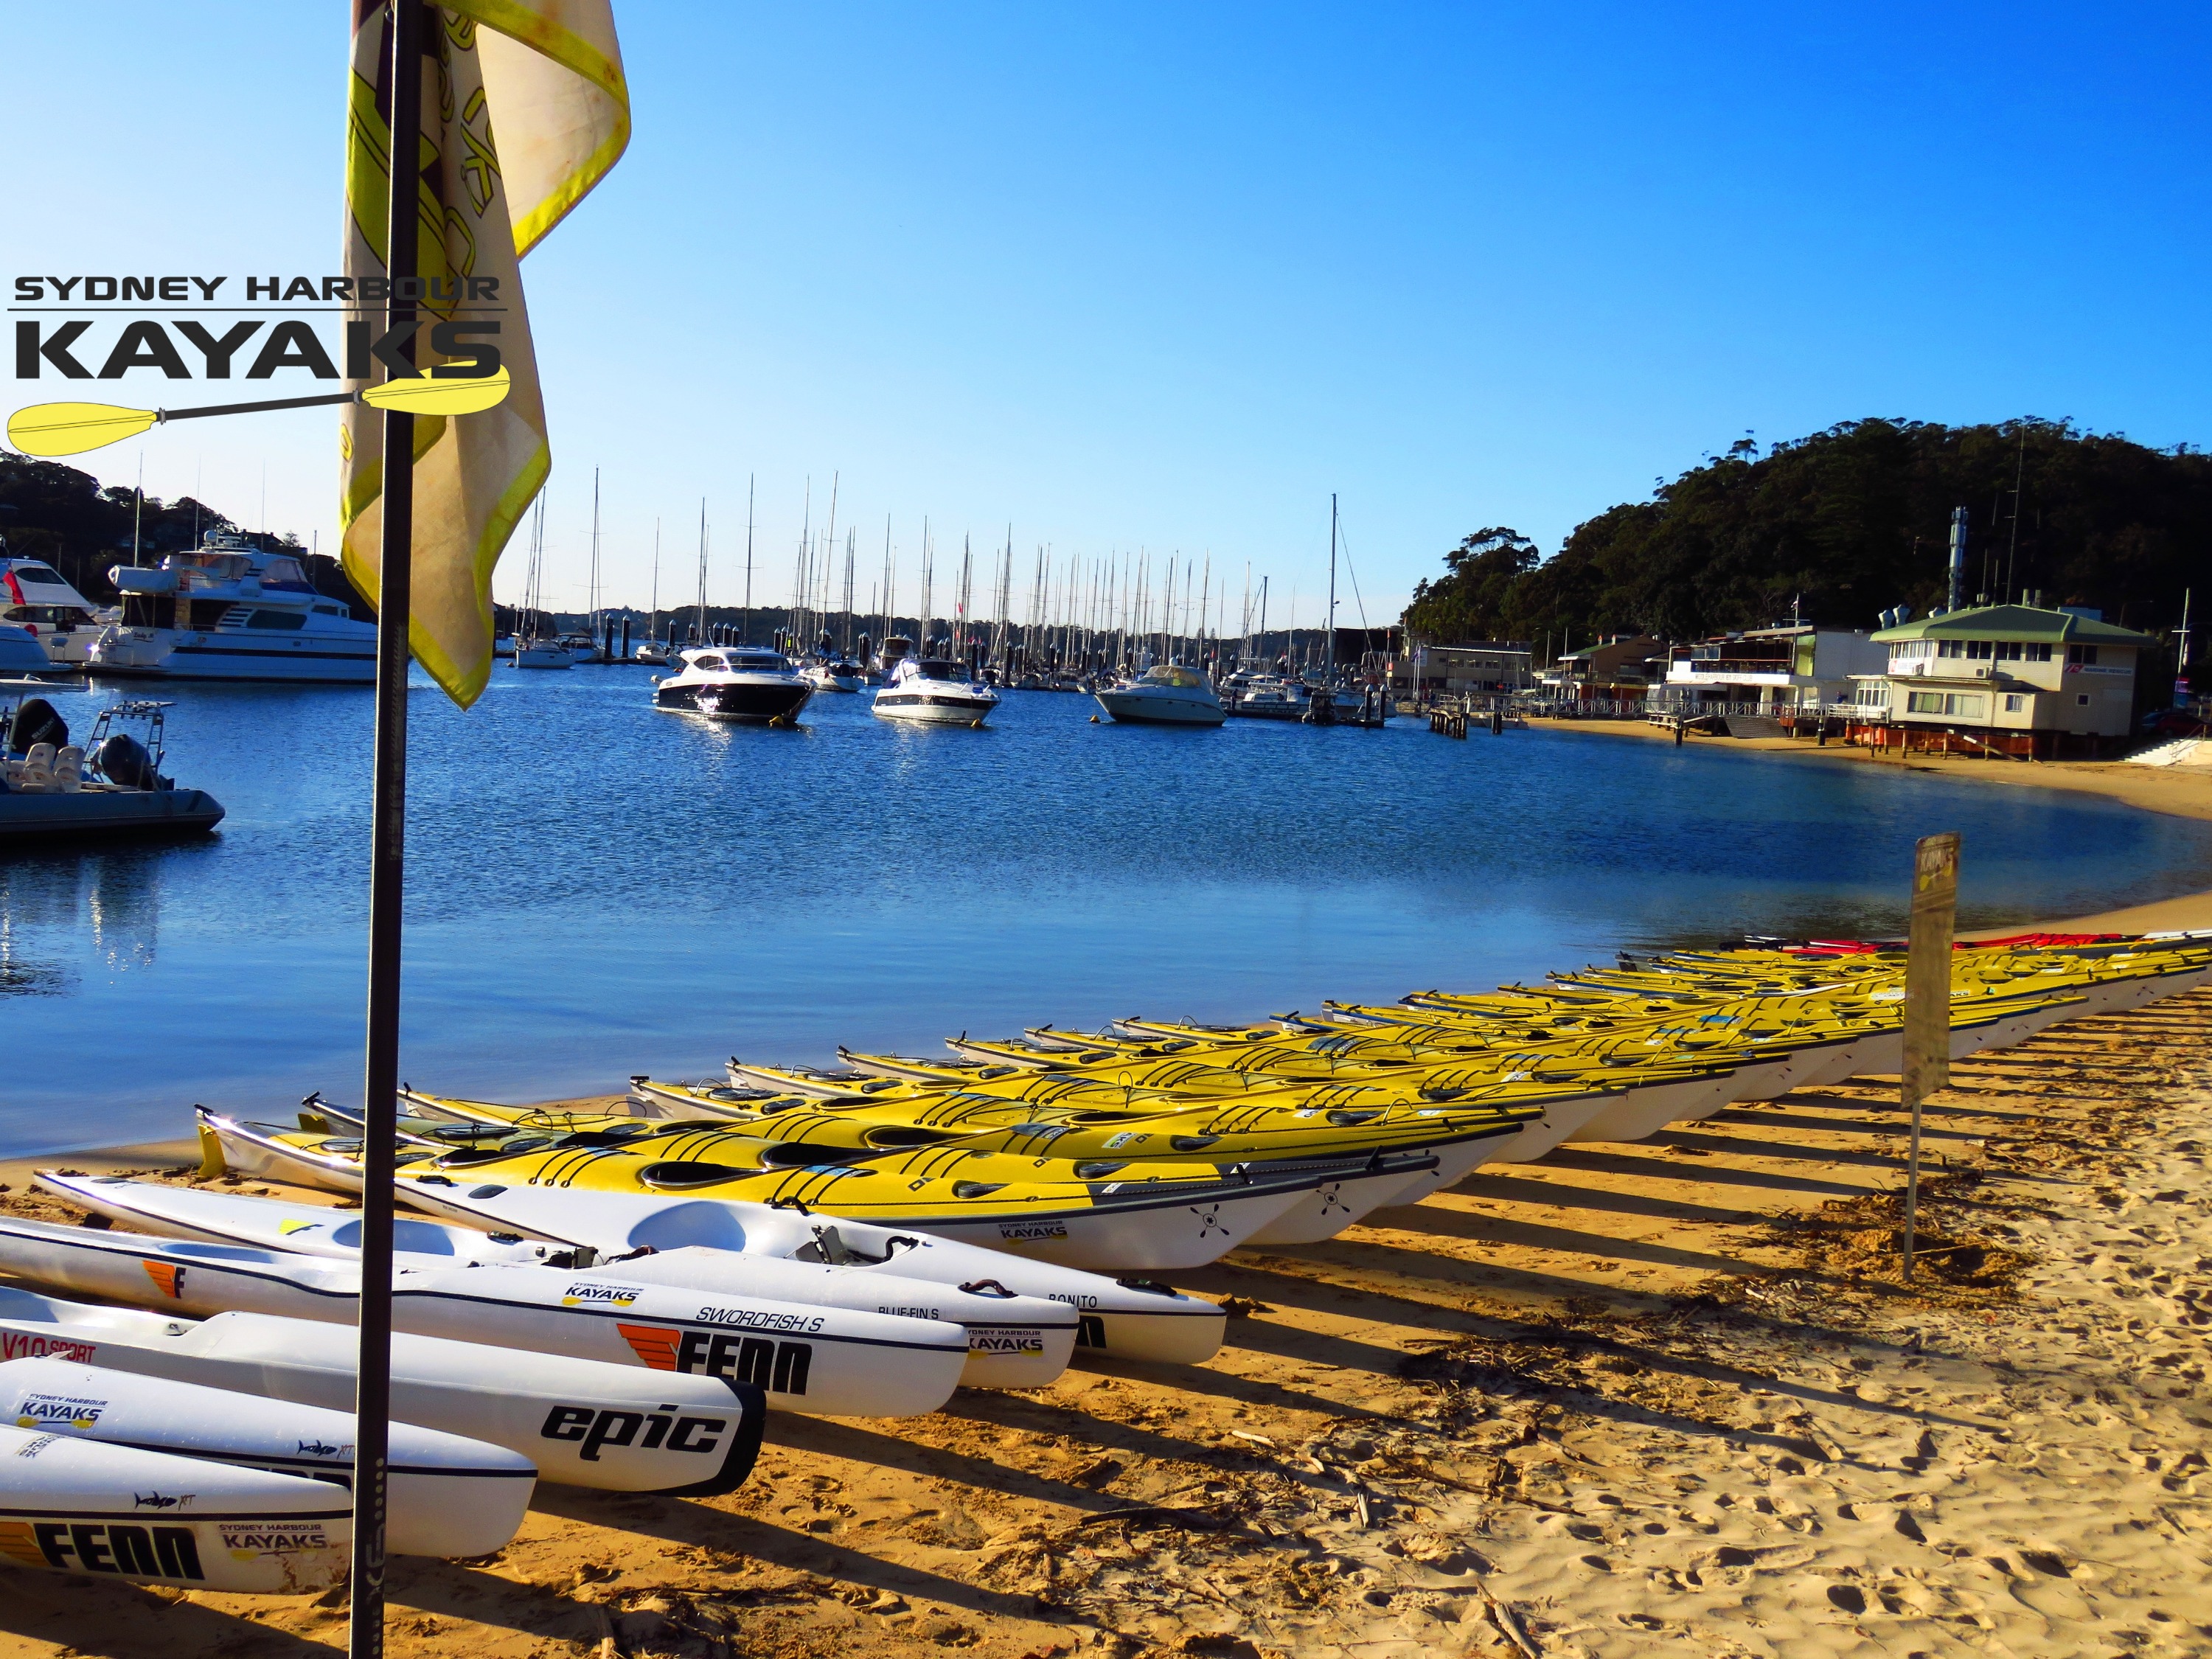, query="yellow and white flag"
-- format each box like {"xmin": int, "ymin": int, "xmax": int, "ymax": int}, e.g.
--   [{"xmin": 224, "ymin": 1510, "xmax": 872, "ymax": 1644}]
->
[{"xmin": 341, "ymin": 1, "xmax": 628, "ymax": 707}]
